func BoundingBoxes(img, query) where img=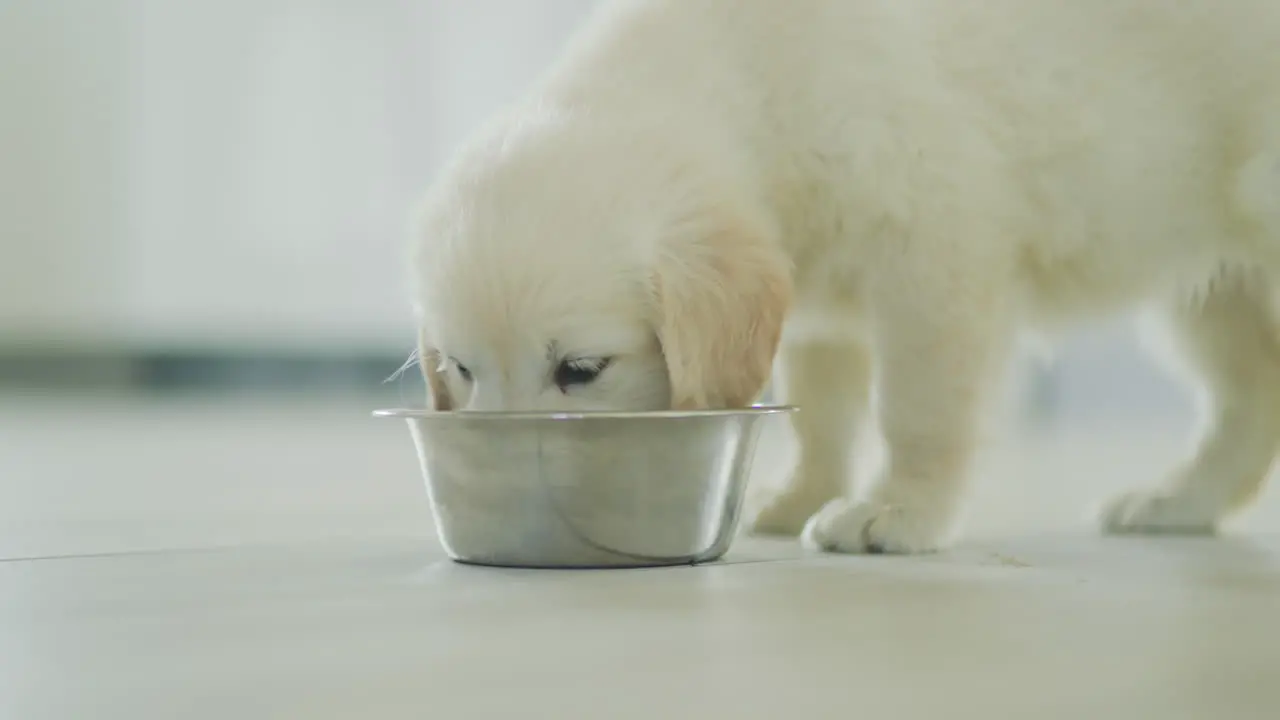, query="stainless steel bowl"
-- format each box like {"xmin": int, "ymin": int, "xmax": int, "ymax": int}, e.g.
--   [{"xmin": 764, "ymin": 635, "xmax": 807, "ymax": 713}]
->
[{"xmin": 374, "ymin": 406, "xmax": 794, "ymax": 569}]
